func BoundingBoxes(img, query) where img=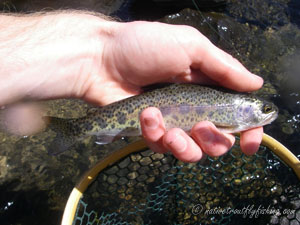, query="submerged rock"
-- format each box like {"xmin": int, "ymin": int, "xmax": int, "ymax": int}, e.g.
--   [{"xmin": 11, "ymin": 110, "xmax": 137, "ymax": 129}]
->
[
  {"xmin": 226, "ymin": 0, "xmax": 290, "ymax": 29},
  {"xmin": 153, "ymin": 0, "xmax": 226, "ymax": 8}
]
